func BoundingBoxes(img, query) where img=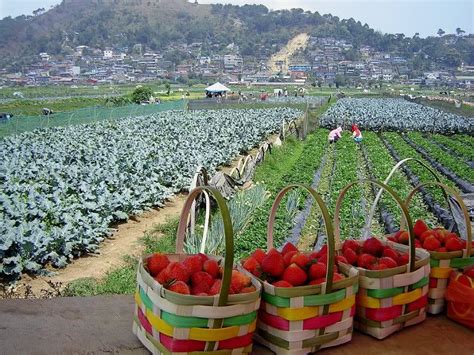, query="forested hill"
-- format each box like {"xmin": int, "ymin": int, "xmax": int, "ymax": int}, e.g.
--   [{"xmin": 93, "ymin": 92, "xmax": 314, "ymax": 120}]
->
[{"xmin": 1, "ymin": 0, "xmax": 472, "ymax": 69}]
